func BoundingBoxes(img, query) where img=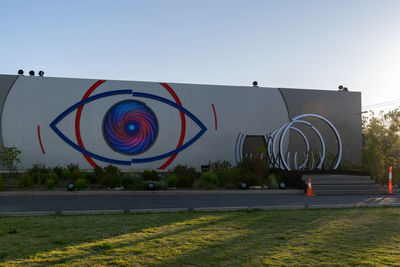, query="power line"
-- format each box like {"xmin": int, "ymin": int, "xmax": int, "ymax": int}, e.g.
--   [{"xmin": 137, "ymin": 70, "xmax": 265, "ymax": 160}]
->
[{"xmin": 363, "ymin": 98, "xmax": 400, "ymax": 109}]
